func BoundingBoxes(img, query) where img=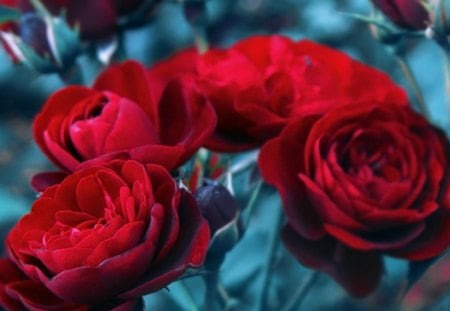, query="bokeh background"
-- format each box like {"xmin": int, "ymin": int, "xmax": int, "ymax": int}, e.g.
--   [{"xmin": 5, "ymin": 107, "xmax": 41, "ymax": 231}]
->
[{"xmin": 0, "ymin": 1, "xmax": 448, "ymax": 310}]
